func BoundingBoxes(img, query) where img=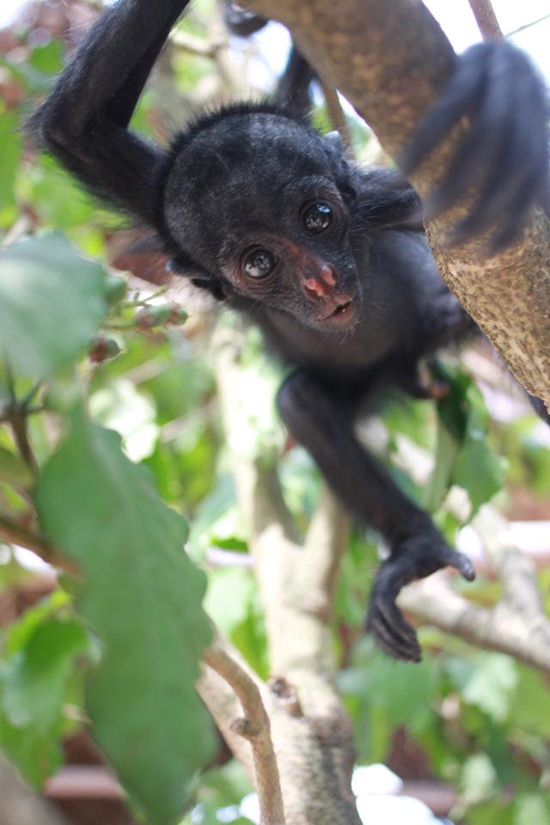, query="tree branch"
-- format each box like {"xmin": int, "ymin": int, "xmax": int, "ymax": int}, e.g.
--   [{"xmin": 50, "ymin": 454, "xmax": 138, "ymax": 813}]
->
[
  {"xmin": 398, "ymin": 507, "xmax": 550, "ymax": 675},
  {"xmin": 203, "ymin": 636, "xmax": 285, "ymax": 825},
  {"xmin": 467, "ymin": 0, "xmax": 503, "ymax": 40},
  {"xmin": 212, "ymin": 324, "xmax": 361, "ymax": 825}
]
